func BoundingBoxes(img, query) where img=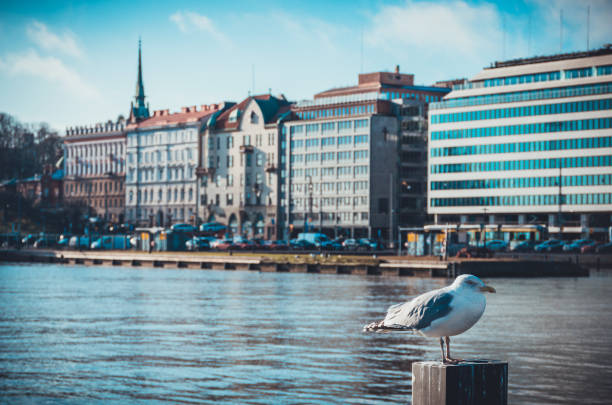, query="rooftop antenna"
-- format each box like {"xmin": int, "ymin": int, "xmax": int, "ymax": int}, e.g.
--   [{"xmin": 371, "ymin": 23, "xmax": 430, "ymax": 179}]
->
[
  {"xmin": 587, "ymin": 5, "xmax": 590, "ymax": 50},
  {"xmin": 560, "ymin": 9, "xmax": 563, "ymax": 52}
]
